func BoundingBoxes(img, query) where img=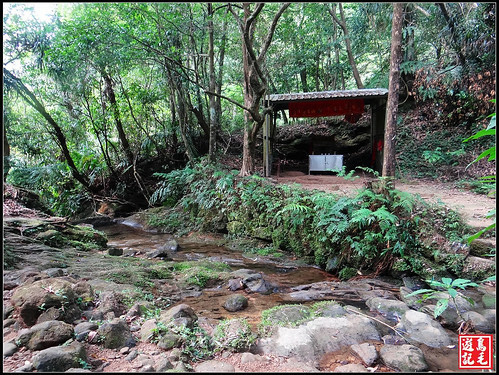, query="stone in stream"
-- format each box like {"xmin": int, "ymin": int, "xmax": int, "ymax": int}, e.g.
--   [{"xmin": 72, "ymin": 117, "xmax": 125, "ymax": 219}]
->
[
  {"xmin": 395, "ymin": 310, "xmax": 452, "ymax": 348},
  {"xmin": 229, "ymin": 269, "xmax": 273, "ymax": 294},
  {"xmin": 223, "ymin": 294, "xmax": 248, "ymax": 312}
]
